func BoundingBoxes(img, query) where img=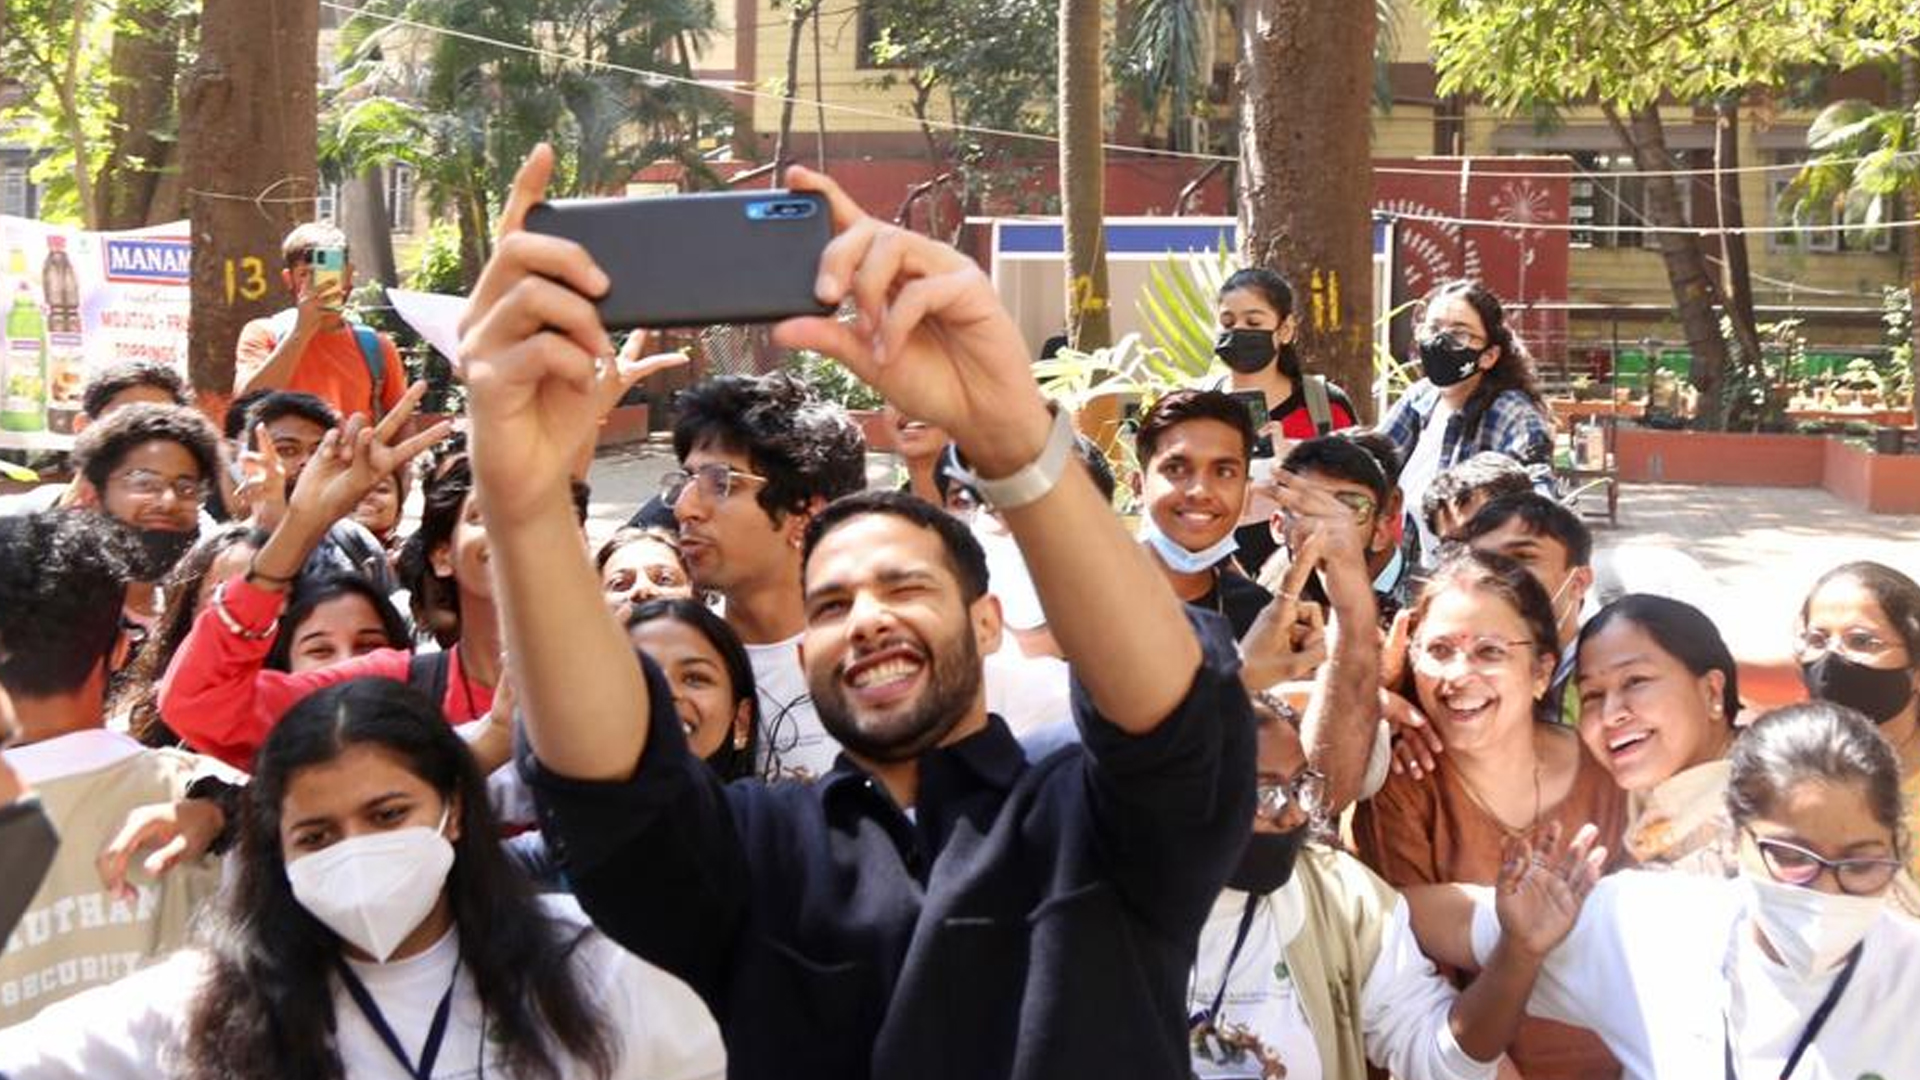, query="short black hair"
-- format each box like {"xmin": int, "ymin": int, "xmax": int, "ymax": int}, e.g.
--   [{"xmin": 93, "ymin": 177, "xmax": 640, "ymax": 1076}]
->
[
  {"xmin": 245, "ymin": 391, "xmax": 340, "ymax": 434},
  {"xmin": 1456, "ymin": 491, "xmax": 1593, "ymax": 568},
  {"xmin": 1580, "ymin": 594, "xmax": 1740, "ymax": 722},
  {"xmin": 223, "ymin": 388, "xmax": 273, "ymax": 441},
  {"xmin": 1134, "ymin": 388, "xmax": 1256, "ymax": 465},
  {"xmin": 673, "ymin": 372, "xmax": 867, "ymax": 521},
  {"xmin": 81, "ymin": 361, "xmax": 189, "ymax": 420},
  {"xmin": 0, "ymin": 512, "xmax": 140, "ymax": 698},
  {"xmin": 1421, "ymin": 451, "xmax": 1531, "ymax": 535},
  {"xmin": 1338, "ymin": 427, "xmax": 1403, "ymax": 487},
  {"xmin": 1282, "ymin": 435, "xmax": 1389, "ymax": 505},
  {"xmin": 71, "ymin": 401, "xmax": 222, "ymax": 492},
  {"xmin": 803, "ymin": 490, "xmax": 990, "ymax": 604}
]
